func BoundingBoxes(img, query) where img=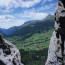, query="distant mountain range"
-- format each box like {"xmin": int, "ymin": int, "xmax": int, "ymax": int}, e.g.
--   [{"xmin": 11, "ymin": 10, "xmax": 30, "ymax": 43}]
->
[
  {"xmin": 0, "ymin": 26, "xmax": 17, "ymax": 37},
  {"xmin": 0, "ymin": 14, "xmax": 55, "ymax": 37}
]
